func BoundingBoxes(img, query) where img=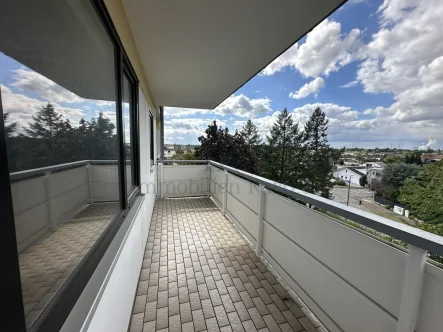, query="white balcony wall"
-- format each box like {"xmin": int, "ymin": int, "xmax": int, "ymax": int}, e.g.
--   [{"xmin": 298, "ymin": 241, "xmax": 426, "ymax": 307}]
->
[
  {"xmin": 158, "ymin": 164, "xmax": 208, "ymax": 197},
  {"xmin": 11, "ymin": 176, "xmax": 52, "ymax": 252},
  {"xmin": 167, "ymin": 163, "xmax": 443, "ymax": 332}
]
